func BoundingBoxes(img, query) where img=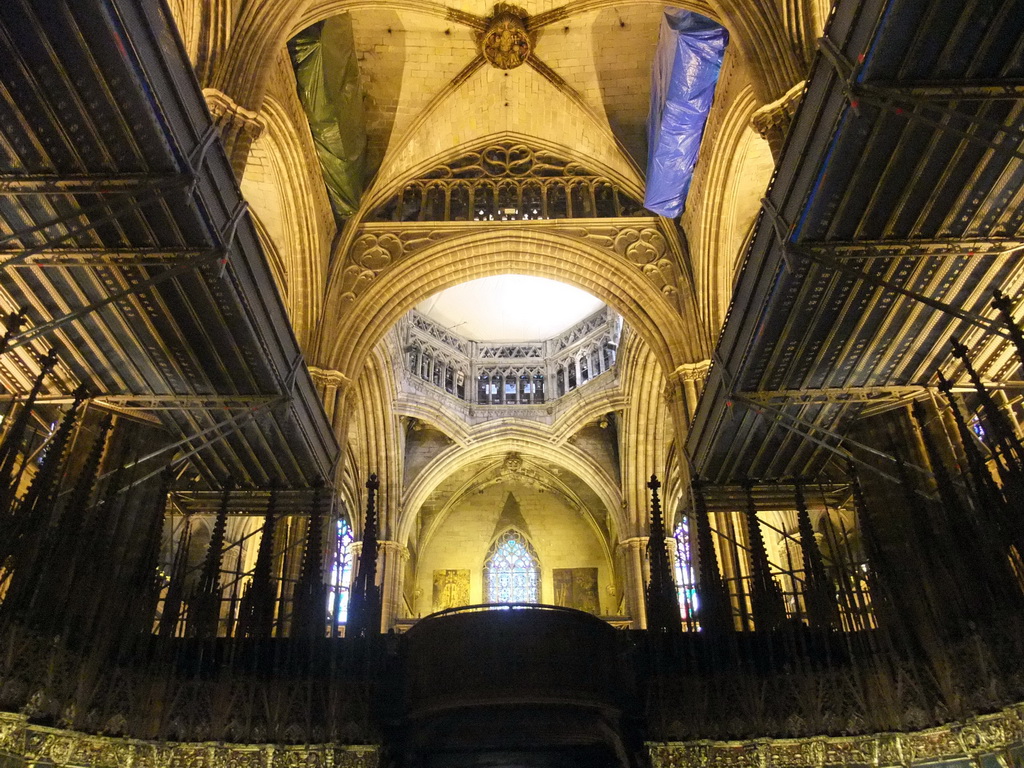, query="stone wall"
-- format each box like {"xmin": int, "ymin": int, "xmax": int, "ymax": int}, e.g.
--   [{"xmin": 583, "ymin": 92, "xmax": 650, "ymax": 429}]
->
[{"xmin": 412, "ymin": 482, "xmax": 613, "ymax": 617}]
